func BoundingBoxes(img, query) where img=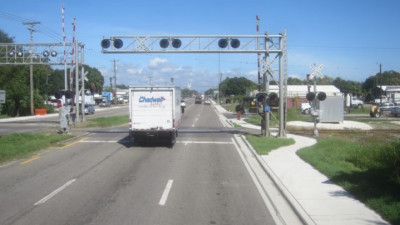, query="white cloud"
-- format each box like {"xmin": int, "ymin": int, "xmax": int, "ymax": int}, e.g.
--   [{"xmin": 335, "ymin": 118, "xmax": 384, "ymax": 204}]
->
[{"xmin": 148, "ymin": 57, "xmax": 168, "ymax": 68}]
